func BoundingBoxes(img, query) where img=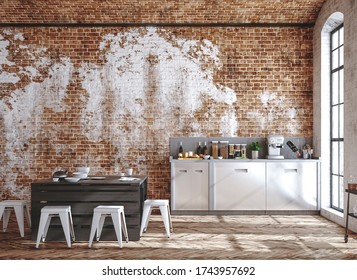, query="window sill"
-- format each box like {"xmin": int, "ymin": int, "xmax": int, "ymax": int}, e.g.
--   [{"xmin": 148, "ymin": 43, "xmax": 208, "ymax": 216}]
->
[{"xmin": 320, "ymin": 207, "xmax": 345, "ymax": 227}]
